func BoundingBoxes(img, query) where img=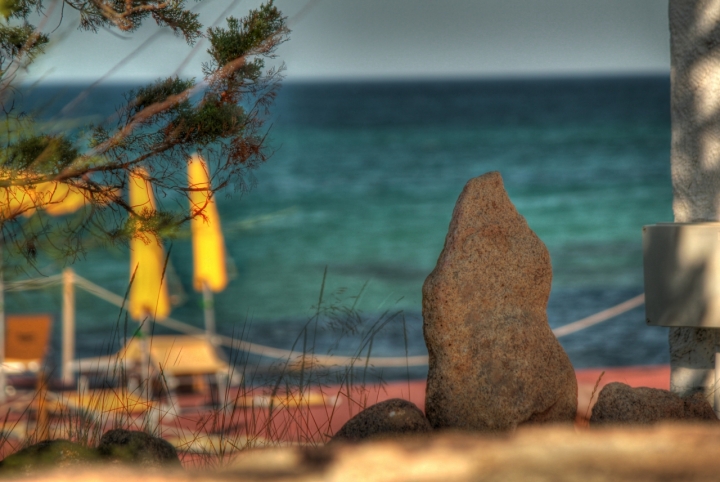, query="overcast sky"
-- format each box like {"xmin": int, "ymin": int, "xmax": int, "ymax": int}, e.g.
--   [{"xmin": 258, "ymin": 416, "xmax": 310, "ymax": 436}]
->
[{"xmin": 27, "ymin": 0, "xmax": 670, "ymax": 82}]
